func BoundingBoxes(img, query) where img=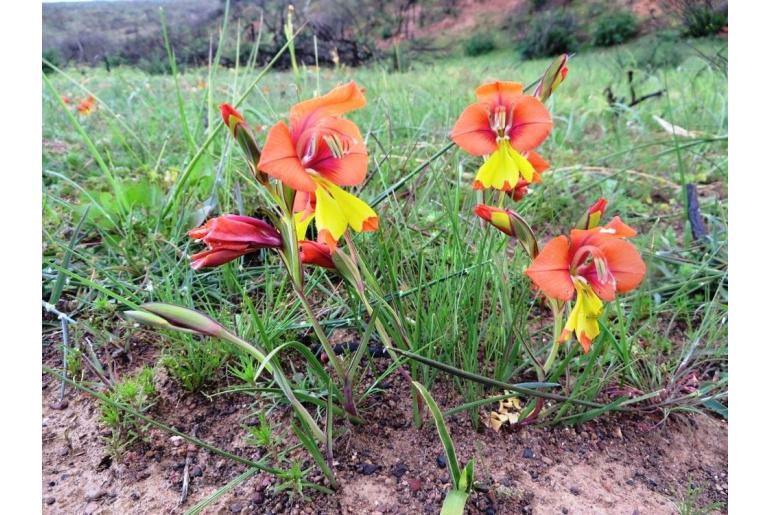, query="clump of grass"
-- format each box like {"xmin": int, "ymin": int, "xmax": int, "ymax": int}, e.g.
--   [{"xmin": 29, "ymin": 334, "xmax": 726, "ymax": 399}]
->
[
  {"xmin": 99, "ymin": 366, "xmax": 157, "ymax": 455},
  {"xmin": 160, "ymin": 334, "xmax": 231, "ymax": 392}
]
